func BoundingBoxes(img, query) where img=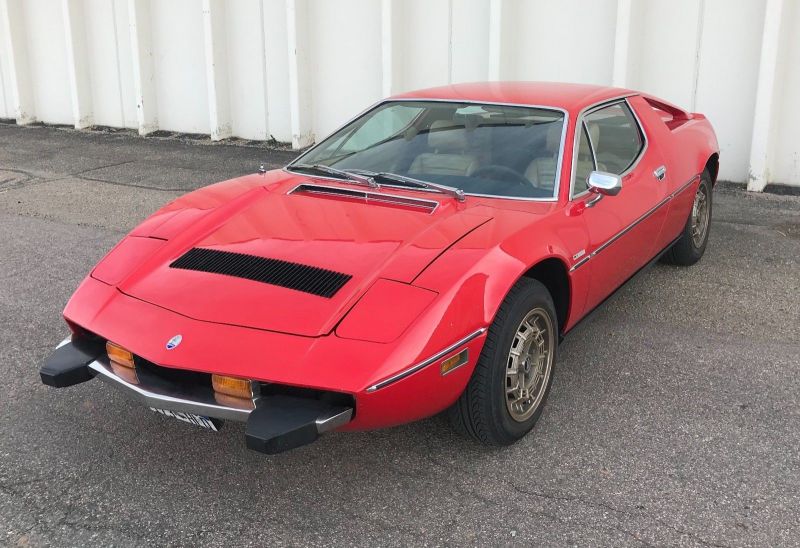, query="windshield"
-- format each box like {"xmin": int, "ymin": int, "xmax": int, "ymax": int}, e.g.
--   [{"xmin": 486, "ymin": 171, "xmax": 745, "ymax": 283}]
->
[{"xmin": 292, "ymin": 101, "xmax": 566, "ymax": 199}]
